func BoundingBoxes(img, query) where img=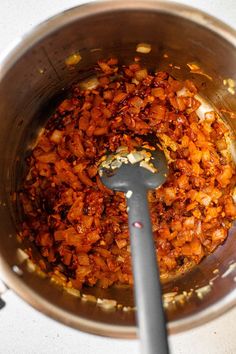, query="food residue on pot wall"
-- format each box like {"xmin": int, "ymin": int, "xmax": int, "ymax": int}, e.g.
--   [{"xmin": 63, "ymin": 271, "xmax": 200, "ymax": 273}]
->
[
  {"xmin": 65, "ymin": 52, "xmax": 82, "ymax": 66},
  {"xmin": 223, "ymin": 78, "xmax": 236, "ymax": 95}
]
